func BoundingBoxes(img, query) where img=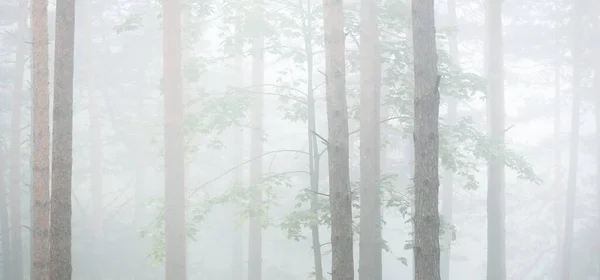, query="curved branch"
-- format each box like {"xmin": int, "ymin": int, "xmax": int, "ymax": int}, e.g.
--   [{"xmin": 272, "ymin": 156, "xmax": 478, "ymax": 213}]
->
[{"xmin": 187, "ymin": 149, "xmax": 310, "ymax": 198}]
